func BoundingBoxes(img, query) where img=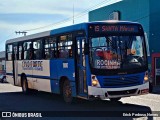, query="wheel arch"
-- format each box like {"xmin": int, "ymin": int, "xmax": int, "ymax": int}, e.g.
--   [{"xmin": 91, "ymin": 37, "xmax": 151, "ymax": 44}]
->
[{"xmin": 20, "ymin": 73, "xmax": 27, "ymax": 87}]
